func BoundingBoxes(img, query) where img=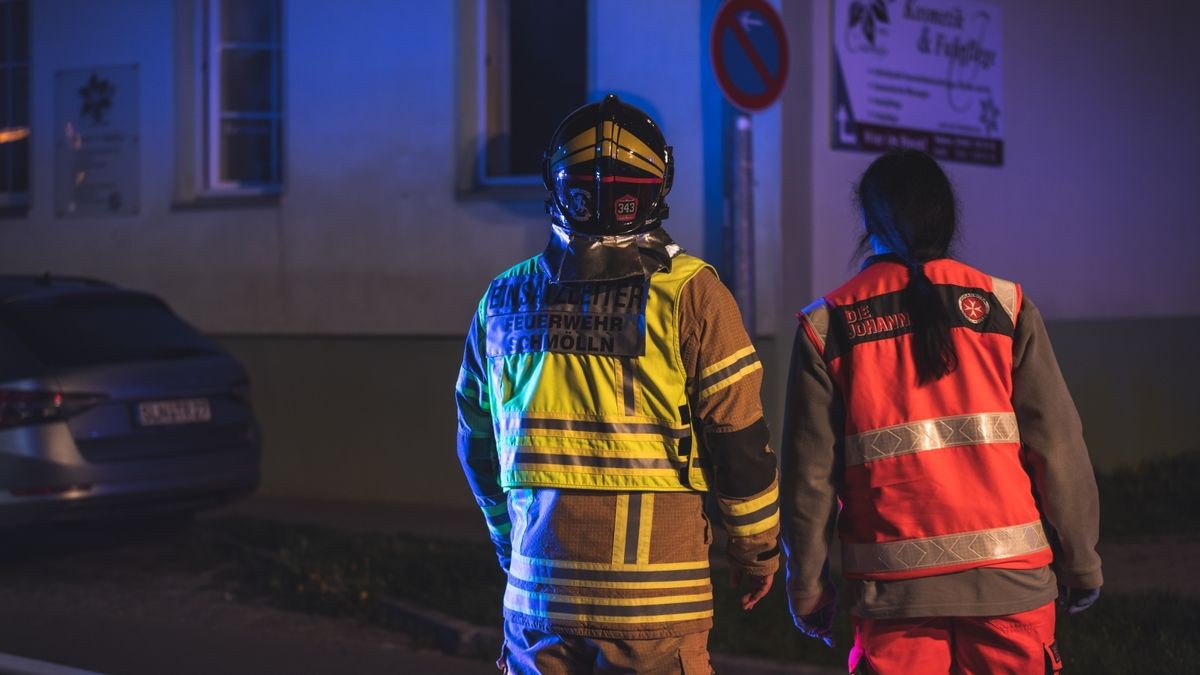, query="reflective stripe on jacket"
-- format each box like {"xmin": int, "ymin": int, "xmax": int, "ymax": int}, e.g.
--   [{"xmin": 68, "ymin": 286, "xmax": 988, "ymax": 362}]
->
[
  {"xmin": 500, "ymin": 488, "xmax": 716, "ymax": 636},
  {"xmin": 800, "ymin": 258, "xmax": 1051, "ymax": 580},
  {"xmin": 481, "ymin": 253, "xmax": 713, "ymax": 492}
]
